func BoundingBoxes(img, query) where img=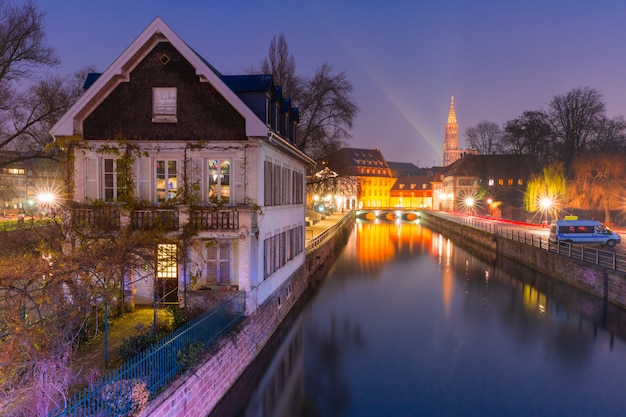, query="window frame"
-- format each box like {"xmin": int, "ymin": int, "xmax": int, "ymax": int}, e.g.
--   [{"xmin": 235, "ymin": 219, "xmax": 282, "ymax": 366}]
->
[
  {"xmin": 152, "ymin": 87, "xmax": 177, "ymax": 123},
  {"xmin": 156, "ymin": 159, "xmax": 178, "ymax": 203}
]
